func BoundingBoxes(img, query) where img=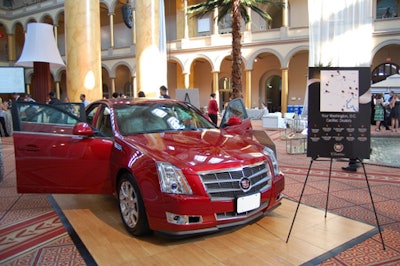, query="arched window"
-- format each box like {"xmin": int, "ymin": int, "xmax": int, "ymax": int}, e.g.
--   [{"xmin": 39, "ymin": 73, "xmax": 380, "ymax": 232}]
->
[{"xmin": 371, "ymin": 62, "xmax": 400, "ymax": 83}]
